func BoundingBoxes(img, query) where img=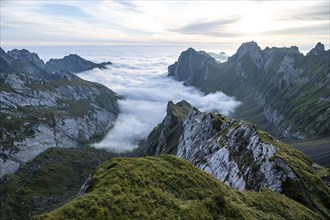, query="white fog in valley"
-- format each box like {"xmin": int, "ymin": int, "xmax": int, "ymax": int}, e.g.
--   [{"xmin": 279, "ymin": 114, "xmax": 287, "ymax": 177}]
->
[{"xmin": 26, "ymin": 46, "xmax": 240, "ymax": 153}]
